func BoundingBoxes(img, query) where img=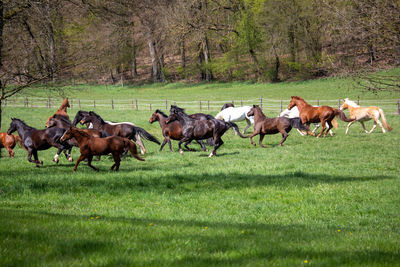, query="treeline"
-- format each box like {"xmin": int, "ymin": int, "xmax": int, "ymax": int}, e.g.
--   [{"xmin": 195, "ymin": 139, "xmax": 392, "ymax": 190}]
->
[{"xmin": 1, "ymin": 0, "xmax": 400, "ymax": 85}]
